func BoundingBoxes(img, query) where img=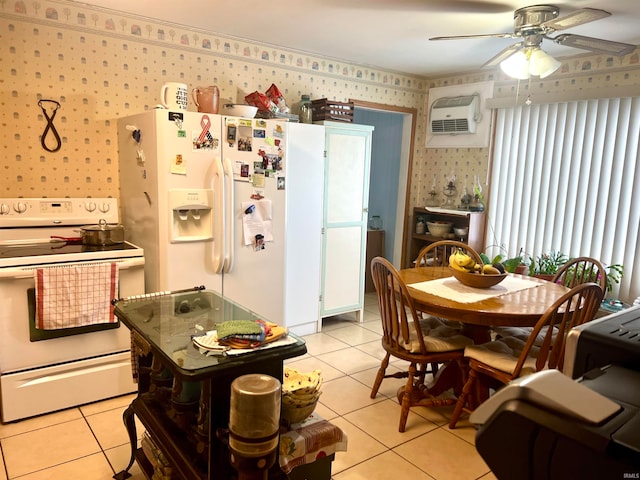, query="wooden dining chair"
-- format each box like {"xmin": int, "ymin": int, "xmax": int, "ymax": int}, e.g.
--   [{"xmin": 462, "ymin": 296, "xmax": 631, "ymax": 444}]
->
[
  {"xmin": 415, "ymin": 240, "xmax": 482, "ymax": 268},
  {"xmin": 415, "ymin": 240, "xmax": 482, "ymax": 342},
  {"xmin": 494, "ymin": 256, "xmax": 606, "ymax": 340},
  {"xmin": 369, "ymin": 256, "xmax": 473, "ymax": 432},
  {"xmin": 449, "ymin": 282, "xmax": 604, "ymax": 429},
  {"xmin": 553, "ymin": 256, "xmax": 607, "ymax": 292}
]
